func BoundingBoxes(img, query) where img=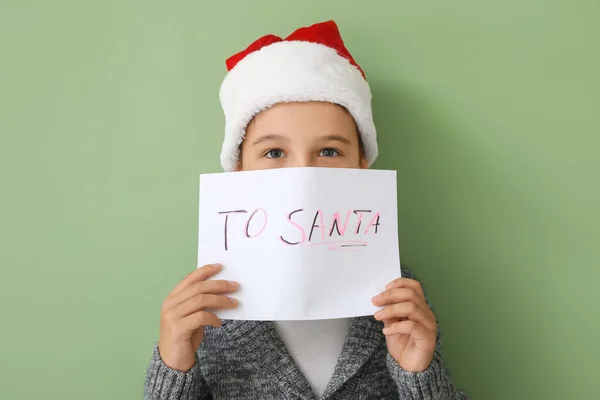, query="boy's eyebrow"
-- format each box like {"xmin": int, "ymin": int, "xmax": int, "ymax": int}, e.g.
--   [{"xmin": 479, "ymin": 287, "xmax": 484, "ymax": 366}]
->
[
  {"xmin": 251, "ymin": 134, "xmax": 353, "ymax": 146},
  {"xmin": 251, "ymin": 134, "xmax": 290, "ymax": 146},
  {"xmin": 319, "ymin": 135, "xmax": 353, "ymax": 145}
]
